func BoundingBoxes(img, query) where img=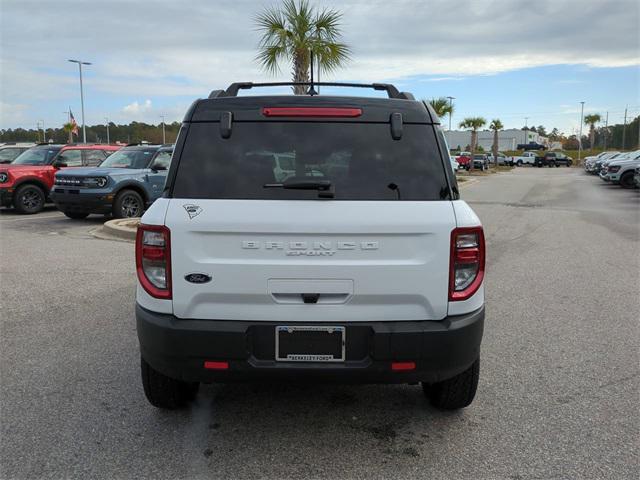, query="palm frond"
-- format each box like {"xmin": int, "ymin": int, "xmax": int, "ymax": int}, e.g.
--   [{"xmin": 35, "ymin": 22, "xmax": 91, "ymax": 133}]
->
[
  {"xmin": 459, "ymin": 117, "xmax": 486, "ymax": 130},
  {"xmin": 429, "ymin": 97, "xmax": 452, "ymax": 118},
  {"xmin": 255, "ymin": 44, "xmax": 288, "ymax": 75},
  {"xmin": 489, "ymin": 119, "xmax": 503, "ymax": 131}
]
